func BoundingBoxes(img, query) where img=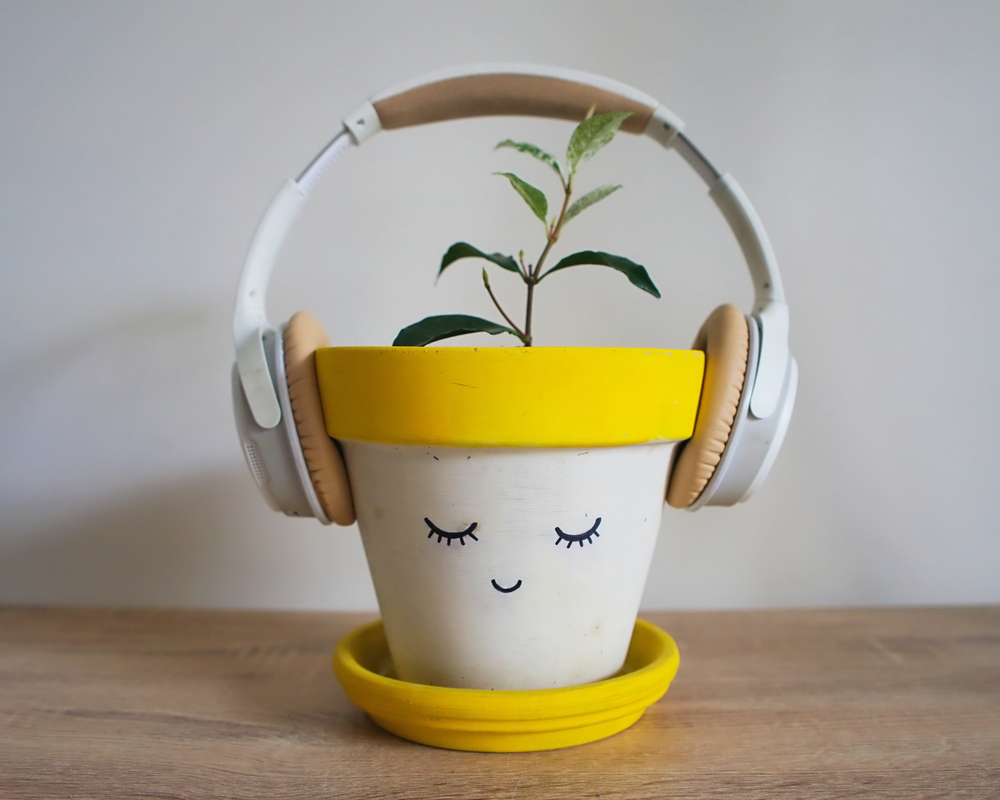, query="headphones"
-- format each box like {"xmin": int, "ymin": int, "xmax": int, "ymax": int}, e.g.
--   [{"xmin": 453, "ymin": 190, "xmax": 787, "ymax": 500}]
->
[{"xmin": 232, "ymin": 64, "xmax": 798, "ymax": 526}]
